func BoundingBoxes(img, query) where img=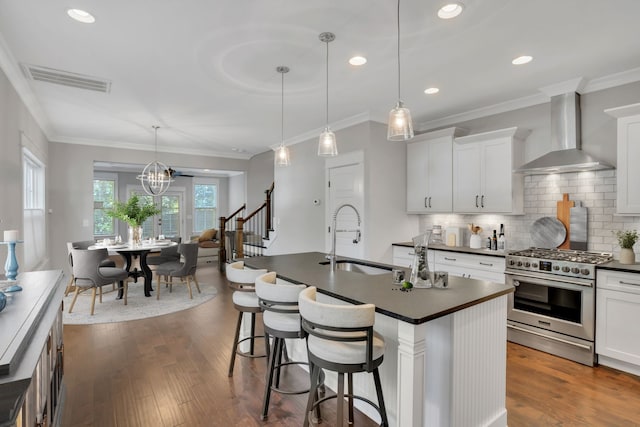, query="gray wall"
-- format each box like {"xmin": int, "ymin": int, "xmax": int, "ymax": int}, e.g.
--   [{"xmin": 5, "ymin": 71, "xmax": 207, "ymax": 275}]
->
[
  {"xmin": 0, "ymin": 66, "xmax": 49, "ymax": 270},
  {"xmin": 270, "ymin": 121, "xmax": 417, "ymax": 263},
  {"xmin": 247, "ymin": 150, "xmax": 275, "ymax": 210}
]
